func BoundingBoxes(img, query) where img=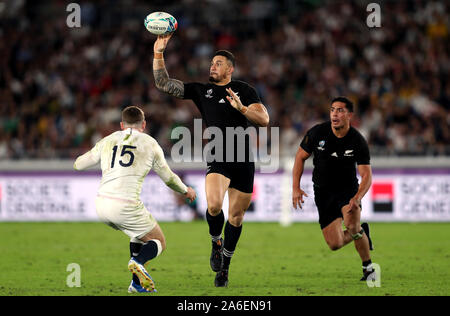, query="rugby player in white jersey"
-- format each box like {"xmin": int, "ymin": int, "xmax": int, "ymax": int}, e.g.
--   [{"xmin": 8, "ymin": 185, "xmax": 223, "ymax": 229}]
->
[{"xmin": 74, "ymin": 105, "xmax": 196, "ymax": 293}]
